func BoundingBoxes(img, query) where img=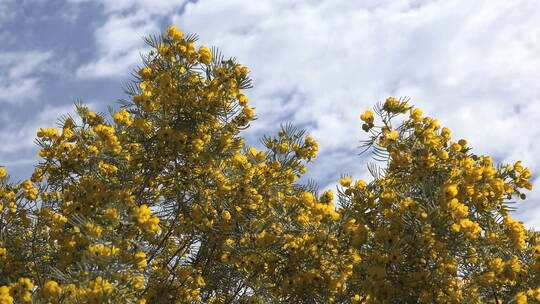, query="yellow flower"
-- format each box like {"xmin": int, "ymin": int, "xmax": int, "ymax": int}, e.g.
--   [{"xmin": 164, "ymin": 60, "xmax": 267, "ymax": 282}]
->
[
  {"xmin": 134, "ymin": 205, "xmax": 152, "ymax": 224},
  {"xmin": 410, "ymin": 108, "xmax": 423, "ymax": 121},
  {"xmin": 198, "ymin": 46, "xmax": 212, "ymax": 64},
  {"xmin": 196, "ymin": 276, "xmax": 205, "ymax": 286},
  {"xmin": 450, "ymin": 142, "xmax": 462, "ymax": 153},
  {"xmin": 221, "ymin": 210, "xmax": 232, "ymax": 221},
  {"xmin": 355, "ymin": 180, "xmax": 366, "ymax": 189},
  {"xmin": 166, "ymin": 25, "xmax": 183, "ymax": 41},
  {"xmin": 437, "ymin": 149, "xmax": 449, "ymax": 160},
  {"xmin": 134, "ymin": 205, "xmax": 161, "ymax": 233},
  {"xmin": 104, "ymin": 208, "xmax": 118, "ymax": 221},
  {"xmin": 339, "ymin": 176, "xmax": 352, "ymax": 187},
  {"xmin": 360, "ymin": 110, "xmax": 374, "ymax": 124},
  {"xmin": 138, "ymin": 67, "xmax": 152, "ymax": 79},
  {"xmin": 387, "ymin": 130, "xmax": 398, "ymax": 141},
  {"xmin": 443, "ymin": 184, "xmax": 458, "ymax": 198},
  {"xmin": 0, "ymin": 286, "xmax": 13, "ymax": 304},
  {"xmin": 135, "ymin": 252, "xmax": 148, "ymax": 269},
  {"xmin": 515, "ymin": 292, "xmax": 527, "ymax": 304},
  {"xmin": 383, "ymin": 97, "xmax": 408, "ymax": 113},
  {"xmin": 98, "ymin": 161, "xmax": 118, "ymax": 174},
  {"xmin": 246, "ymin": 146, "xmax": 257, "ymax": 155},
  {"xmin": 238, "ymin": 94, "xmax": 249, "ymax": 106},
  {"xmin": 532, "ymin": 246, "xmax": 540, "ymax": 258},
  {"xmin": 113, "ymin": 109, "xmax": 133, "ymax": 126},
  {"xmin": 18, "ymin": 278, "xmax": 34, "ymax": 291},
  {"xmin": 42, "ymin": 281, "xmax": 62, "ymax": 299}
]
